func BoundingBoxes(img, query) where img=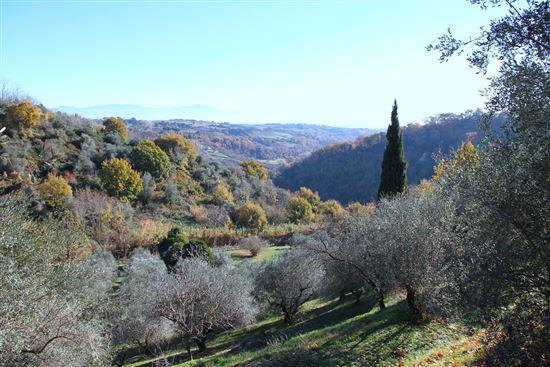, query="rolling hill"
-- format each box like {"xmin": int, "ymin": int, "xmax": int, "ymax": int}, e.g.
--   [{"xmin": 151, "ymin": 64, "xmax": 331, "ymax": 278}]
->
[
  {"xmin": 274, "ymin": 111, "xmax": 501, "ymax": 204},
  {"xmin": 126, "ymin": 119, "xmax": 379, "ymax": 169}
]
